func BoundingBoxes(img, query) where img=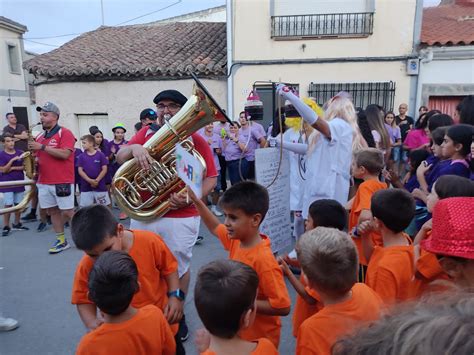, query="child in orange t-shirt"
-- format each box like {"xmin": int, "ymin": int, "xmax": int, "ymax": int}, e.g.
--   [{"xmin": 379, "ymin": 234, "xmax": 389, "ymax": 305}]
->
[
  {"xmin": 279, "ymin": 199, "xmax": 348, "ymax": 337},
  {"xmin": 360, "ymin": 189, "xmax": 417, "ymax": 305},
  {"xmin": 70, "ymin": 205, "xmax": 184, "ymax": 353},
  {"xmin": 194, "ymin": 259, "xmax": 278, "ymax": 355},
  {"xmin": 187, "ymin": 181, "xmax": 291, "ymax": 348},
  {"xmin": 296, "ymin": 227, "xmax": 383, "ymax": 355},
  {"xmin": 414, "ymin": 175, "xmax": 474, "ymax": 294},
  {"xmin": 348, "ymin": 148, "xmax": 387, "ymax": 276},
  {"xmin": 76, "ymin": 251, "xmax": 175, "ymax": 355}
]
